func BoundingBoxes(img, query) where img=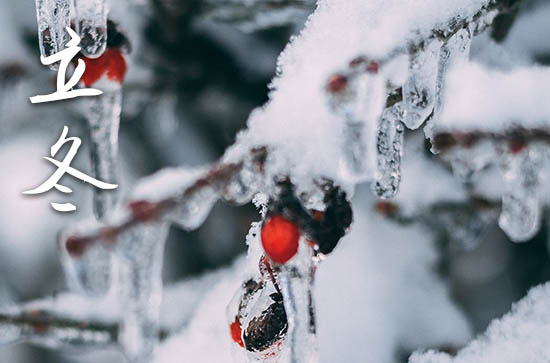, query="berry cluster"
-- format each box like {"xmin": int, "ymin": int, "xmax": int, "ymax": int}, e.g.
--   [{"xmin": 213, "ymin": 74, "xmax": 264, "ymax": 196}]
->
[
  {"xmin": 228, "ymin": 180, "xmax": 353, "ymax": 353},
  {"xmin": 261, "ymin": 180, "xmax": 353, "ymax": 264}
]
